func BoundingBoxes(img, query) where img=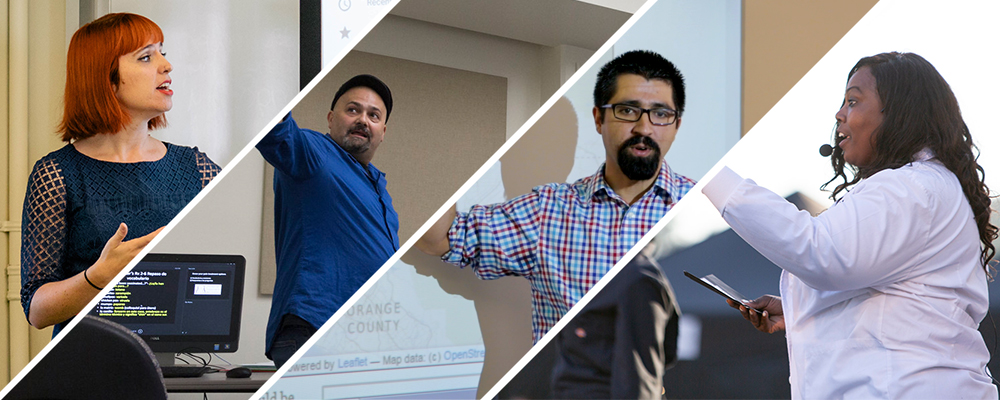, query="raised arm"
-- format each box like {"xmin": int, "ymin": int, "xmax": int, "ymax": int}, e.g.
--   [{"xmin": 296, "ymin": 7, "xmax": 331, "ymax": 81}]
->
[
  {"xmin": 256, "ymin": 114, "xmax": 324, "ymax": 180},
  {"xmin": 424, "ymin": 193, "xmax": 542, "ymax": 278},
  {"xmin": 702, "ymin": 166, "xmax": 951, "ymax": 291},
  {"xmin": 415, "ymin": 204, "xmax": 456, "ymax": 257}
]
